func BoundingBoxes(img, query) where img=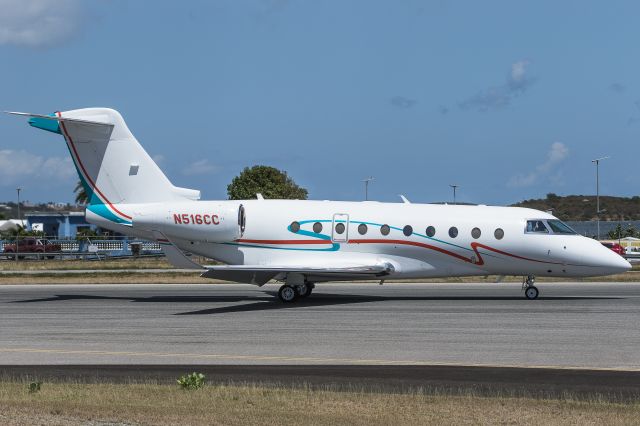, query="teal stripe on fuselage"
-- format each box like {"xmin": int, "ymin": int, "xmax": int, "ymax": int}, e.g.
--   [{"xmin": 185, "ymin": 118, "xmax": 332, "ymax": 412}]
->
[
  {"xmin": 87, "ymin": 203, "xmax": 132, "ymax": 225},
  {"xmin": 229, "ymin": 218, "xmax": 500, "ymax": 261}
]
